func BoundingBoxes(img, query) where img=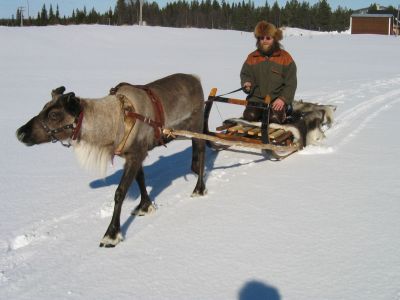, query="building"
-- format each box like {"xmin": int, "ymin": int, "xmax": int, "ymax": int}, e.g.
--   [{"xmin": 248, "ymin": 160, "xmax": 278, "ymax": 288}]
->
[{"xmin": 350, "ymin": 14, "xmax": 394, "ymax": 35}]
